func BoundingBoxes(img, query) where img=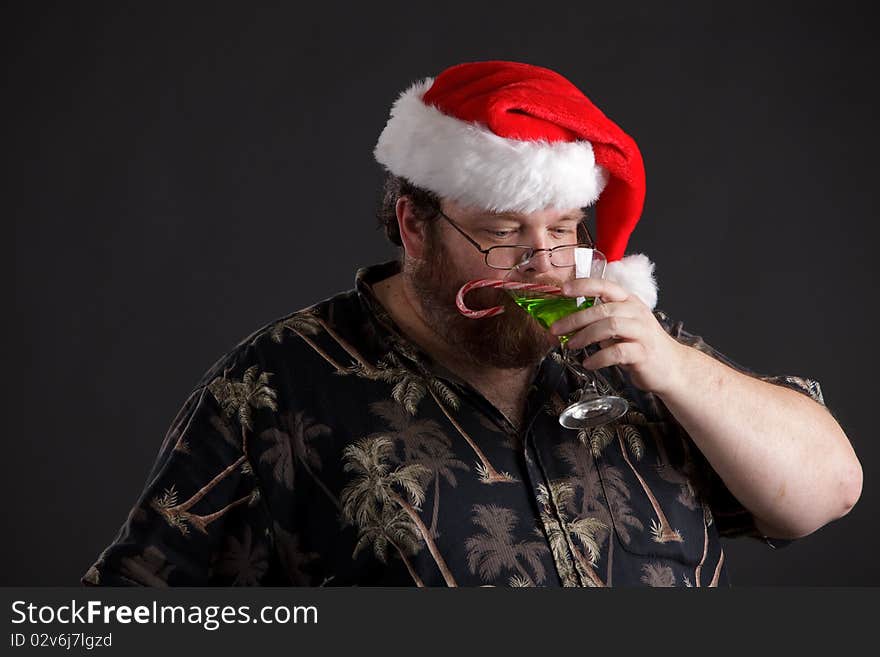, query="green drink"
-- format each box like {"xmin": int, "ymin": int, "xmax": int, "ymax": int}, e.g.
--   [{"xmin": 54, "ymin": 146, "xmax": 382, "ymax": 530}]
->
[
  {"xmin": 500, "ymin": 248, "xmax": 628, "ymax": 429},
  {"xmin": 511, "ymin": 294, "xmax": 594, "ymax": 344}
]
